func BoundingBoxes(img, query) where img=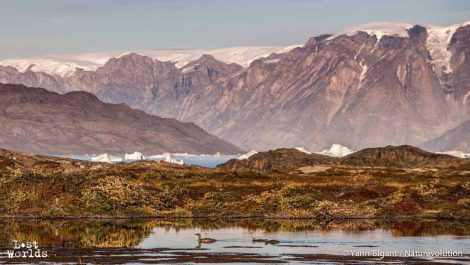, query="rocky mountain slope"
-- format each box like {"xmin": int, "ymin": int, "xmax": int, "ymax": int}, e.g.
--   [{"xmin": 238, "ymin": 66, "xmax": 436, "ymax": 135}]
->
[
  {"xmin": 0, "ymin": 83, "xmax": 242, "ymax": 155},
  {"xmin": 0, "ymin": 53, "xmax": 243, "ymax": 118},
  {"xmin": 180, "ymin": 22, "xmax": 470, "ymax": 151},
  {"xmin": 0, "ymin": 22, "xmax": 469, "ymax": 151},
  {"xmin": 421, "ymin": 120, "xmax": 470, "ymax": 152}
]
